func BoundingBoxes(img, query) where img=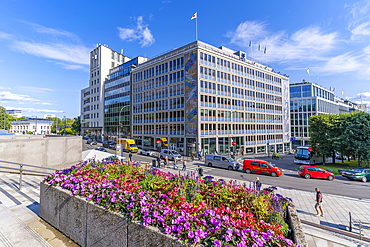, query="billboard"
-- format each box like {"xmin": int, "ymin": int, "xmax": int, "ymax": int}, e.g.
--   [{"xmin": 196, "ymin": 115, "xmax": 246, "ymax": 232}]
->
[
  {"xmin": 184, "ymin": 50, "xmax": 198, "ymax": 137},
  {"xmin": 282, "ymin": 79, "xmax": 290, "ymax": 142}
]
